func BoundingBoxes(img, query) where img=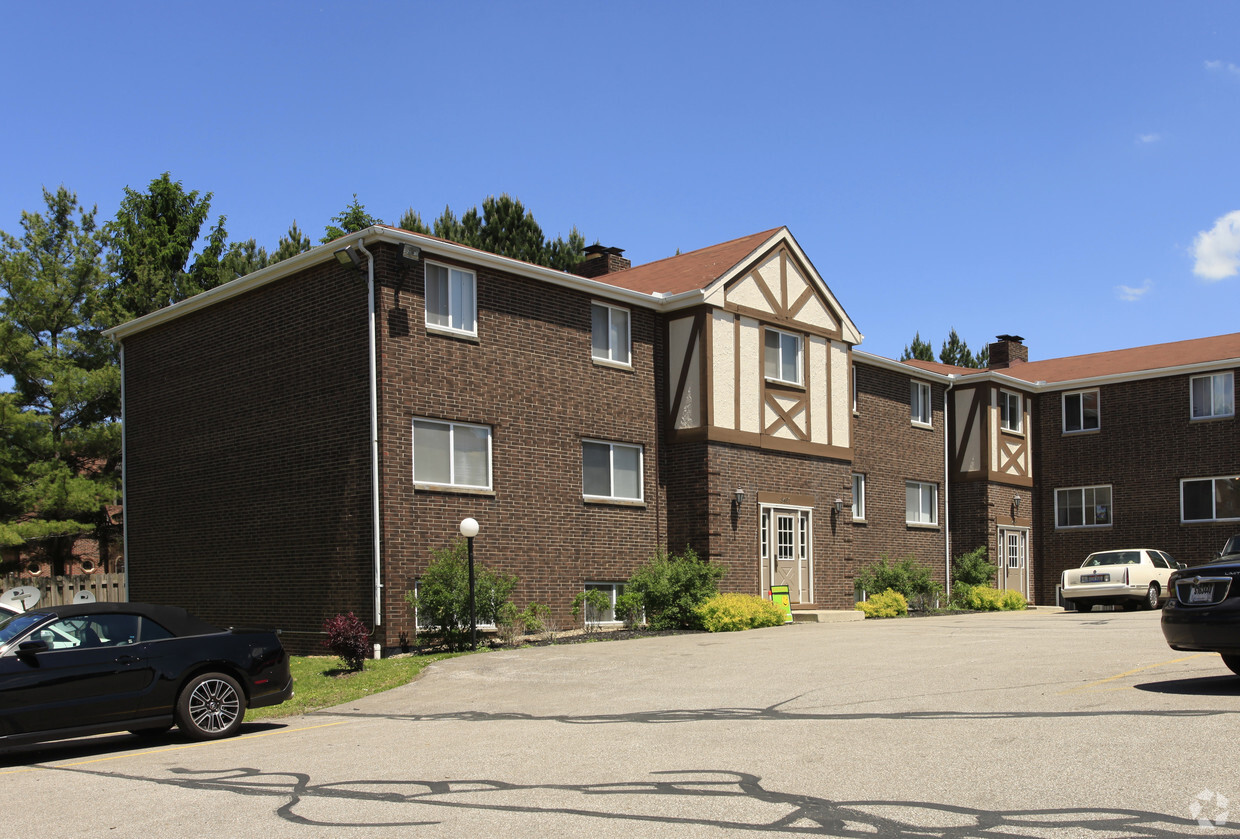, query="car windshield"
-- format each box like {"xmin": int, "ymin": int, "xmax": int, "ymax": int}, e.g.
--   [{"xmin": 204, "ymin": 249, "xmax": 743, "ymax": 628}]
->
[
  {"xmin": 1222, "ymin": 536, "xmax": 1240, "ymax": 557},
  {"xmin": 1084, "ymin": 551, "xmax": 1142, "ymax": 567},
  {"xmin": 0, "ymin": 611, "xmax": 50, "ymax": 649}
]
